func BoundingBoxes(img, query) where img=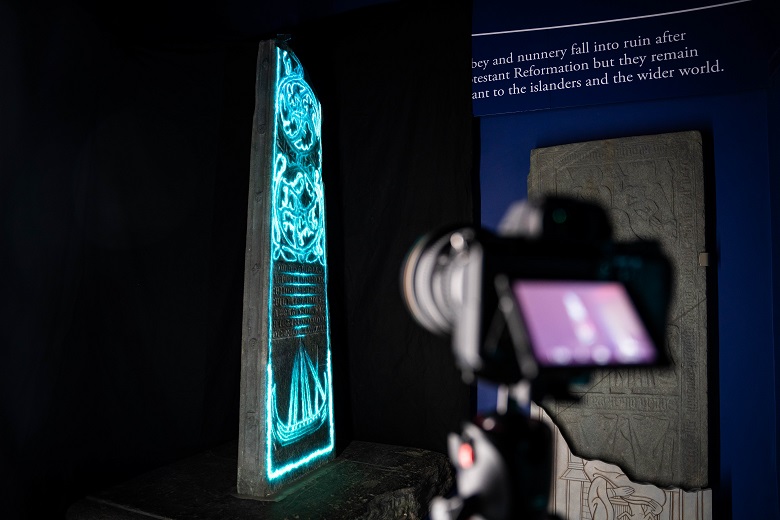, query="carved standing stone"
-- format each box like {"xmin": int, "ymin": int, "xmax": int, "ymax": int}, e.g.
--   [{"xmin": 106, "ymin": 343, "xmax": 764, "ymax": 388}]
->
[
  {"xmin": 528, "ymin": 131, "xmax": 708, "ymax": 489},
  {"xmin": 237, "ymin": 40, "xmax": 335, "ymax": 497}
]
